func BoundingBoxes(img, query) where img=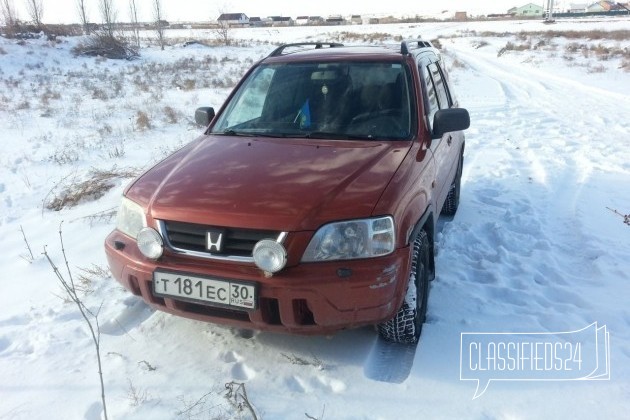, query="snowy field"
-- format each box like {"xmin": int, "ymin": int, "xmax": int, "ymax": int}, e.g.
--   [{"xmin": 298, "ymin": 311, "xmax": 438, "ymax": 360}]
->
[{"xmin": 1, "ymin": 17, "xmax": 629, "ymax": 419}]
